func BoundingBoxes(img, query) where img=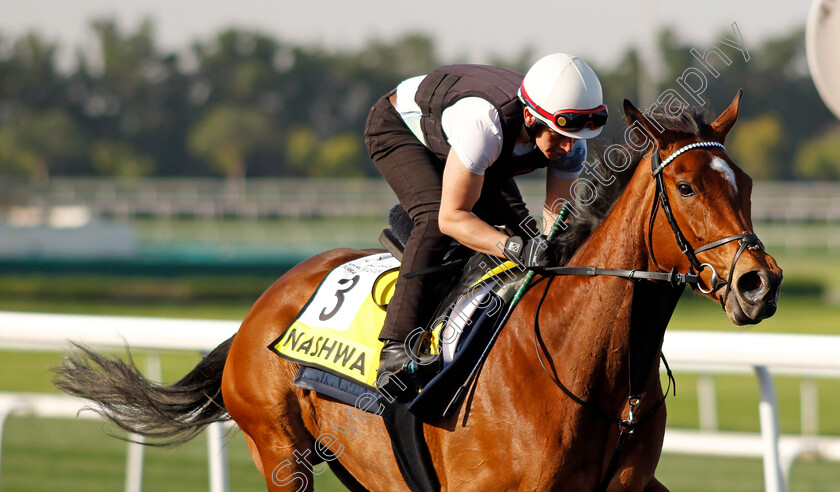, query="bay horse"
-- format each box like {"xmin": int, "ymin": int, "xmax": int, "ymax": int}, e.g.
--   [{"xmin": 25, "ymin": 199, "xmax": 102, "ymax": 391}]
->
[{"xmin": 55, "ymin": 93, "xmax": 782, "ymax": 491}]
